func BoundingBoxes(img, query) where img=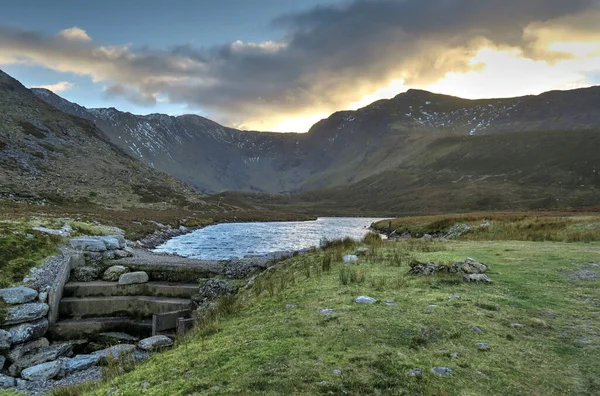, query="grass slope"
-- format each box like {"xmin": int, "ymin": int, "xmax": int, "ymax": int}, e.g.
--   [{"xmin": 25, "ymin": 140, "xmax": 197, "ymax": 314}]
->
[{"xmin": 71, "ymin": 237, "xmax": 599, "ymax": 395}]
